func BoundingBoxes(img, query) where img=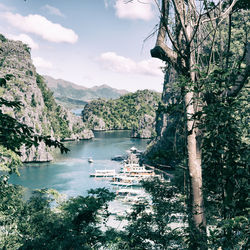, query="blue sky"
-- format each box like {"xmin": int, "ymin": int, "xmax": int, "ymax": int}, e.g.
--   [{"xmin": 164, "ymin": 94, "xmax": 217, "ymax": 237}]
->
[{"xmin": 0, "ymin": 0, "xmax": 165, "ymax": 92}]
